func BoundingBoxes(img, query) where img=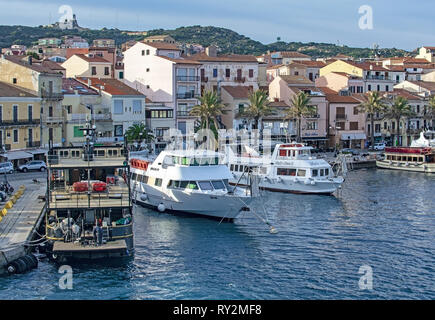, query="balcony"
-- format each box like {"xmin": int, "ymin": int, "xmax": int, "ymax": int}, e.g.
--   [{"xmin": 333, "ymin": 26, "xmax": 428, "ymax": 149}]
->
[
  {"xmin": 335, "ymin": 114, "xmax": 347, "ymax": 120},
  {"xmin": 69, "ymin": 113, "xmax": 112, "ymax": 122},
  {"xmin": 176, "ymin": 76, "xmax": 199, "ymax": 82},
  {"xmin": 43, "ymin": 116, "xmax": 64, "ymax": 124},
  {"xmin": 26, "ymin": 141, "xmax": 41, "ymax": 148},
  {"xmin": 305, "ymin": 113, "xmax": 320, "ymax": 119},
  {"xmin": 176, "ymin": 92, "xmax": 200, "ymax": 99},
  {"xmin": 177, "ymin": 110, "xmax": 195, "ymax": 118},
  {"xmin": 0, "ymin": 119, "xmax": 40, "ymax": 126},
  {"xmin": 234, "ymin": 76, "xmax": 246, "ymax": 83},
  {"xmin": 41, "ymin": 89, "xmax": 64, "ymax": 101},
  {"xmin": 201, "ymin": 76, "xmax": 208, "ymax": 83},
  {"xmin": 365, "ymin": 75, "xmax": 392, "ymax": 81}
]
